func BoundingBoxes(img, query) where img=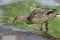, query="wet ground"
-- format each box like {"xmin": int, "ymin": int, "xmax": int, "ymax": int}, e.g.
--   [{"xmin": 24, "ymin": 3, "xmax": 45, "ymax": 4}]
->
[{"xmin": 0, "ymin": 24, "xmax": 60, "ymax": 40}]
